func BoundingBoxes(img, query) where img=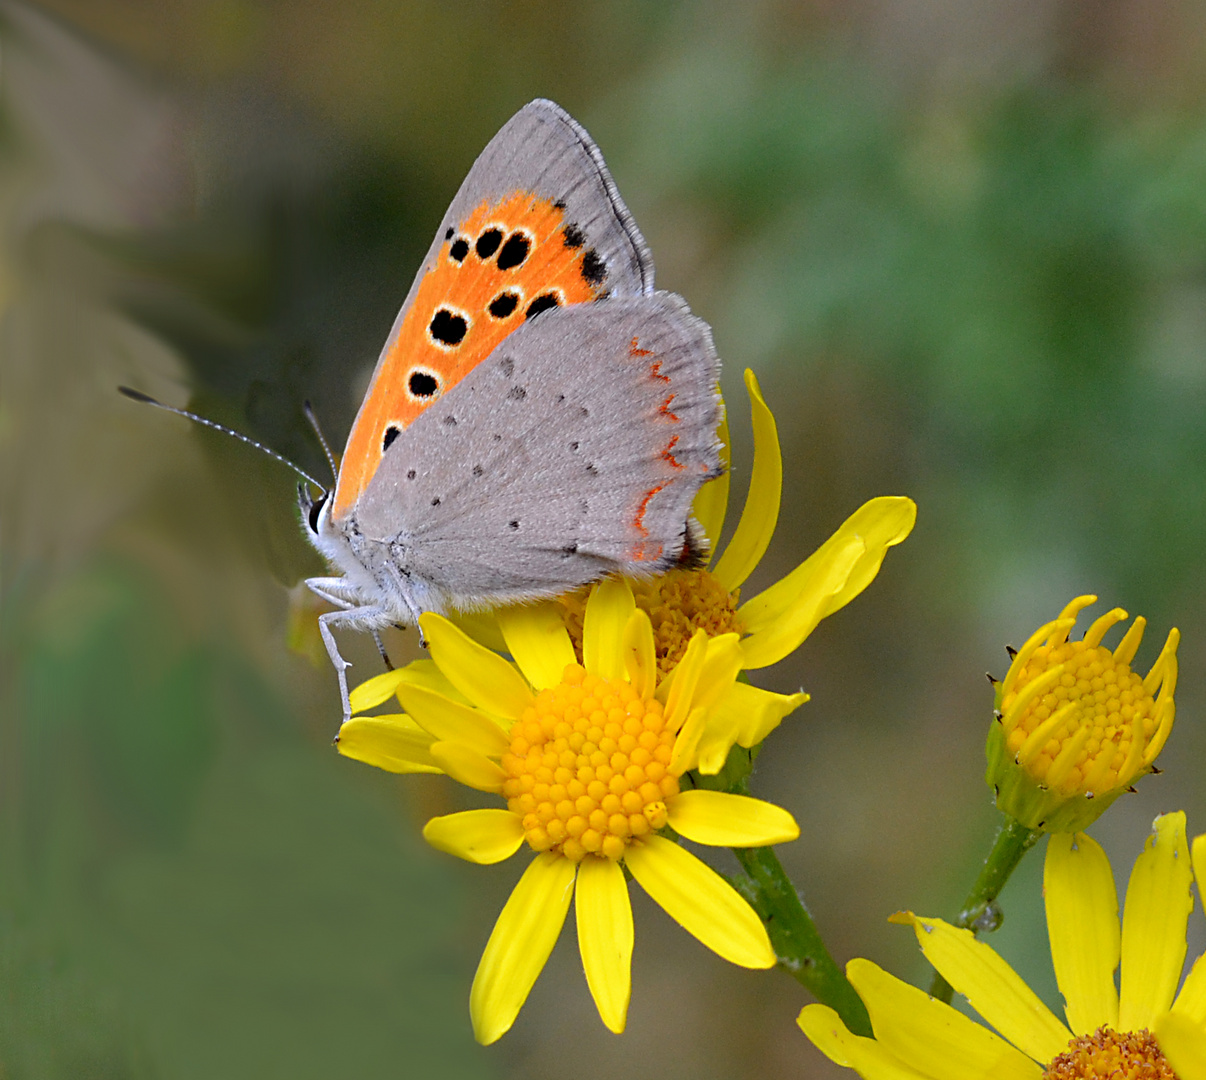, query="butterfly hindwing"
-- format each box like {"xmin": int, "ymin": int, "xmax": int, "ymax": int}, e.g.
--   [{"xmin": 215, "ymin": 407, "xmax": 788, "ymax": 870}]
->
[
  {"xmin": 332, "ymin": 99, "xmax": 655, "ymax": 520},
  {"xmin": 354, "ymin": 291, "xmax": 722, "ymax": 605}
]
